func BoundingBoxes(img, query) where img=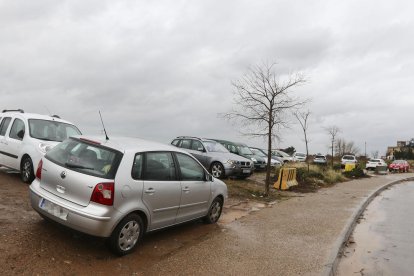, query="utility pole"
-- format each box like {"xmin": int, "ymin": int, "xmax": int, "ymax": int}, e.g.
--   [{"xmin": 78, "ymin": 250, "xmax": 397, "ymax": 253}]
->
[{"xmin": 365, "ymin": 141, "xmax": 367, "ymax": 158}]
